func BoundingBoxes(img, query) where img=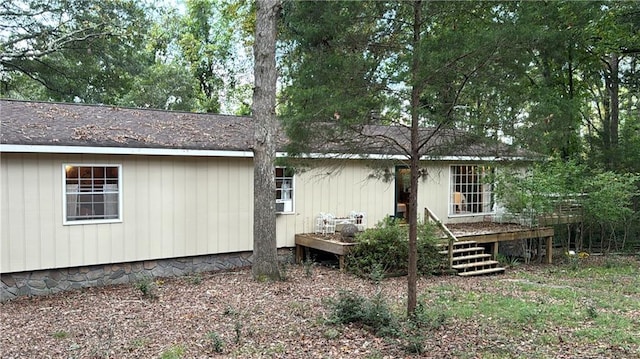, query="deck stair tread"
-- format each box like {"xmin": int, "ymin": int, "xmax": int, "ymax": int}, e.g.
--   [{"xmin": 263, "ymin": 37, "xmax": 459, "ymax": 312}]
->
[
  {"xmin": 440, "ymin": 239, "xmax": 506, "ymax": 277},
  {"xmin": 452, "ymin": 260, "xmax": 500, "ymax": 270},
  {"xmin": 436, "ymin": 240, "xmax": 477, "ymax": 248},
  {"xmin": 458, "ymin": 267, "xmax": 506, "ymax": 276},
  {"xmin": 439, "ymin": 246, "xmax": 485, "ymax": 255},
  {"xmin": 451, "ymin": 253, "xmax": 492, "ymax": 262}
]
